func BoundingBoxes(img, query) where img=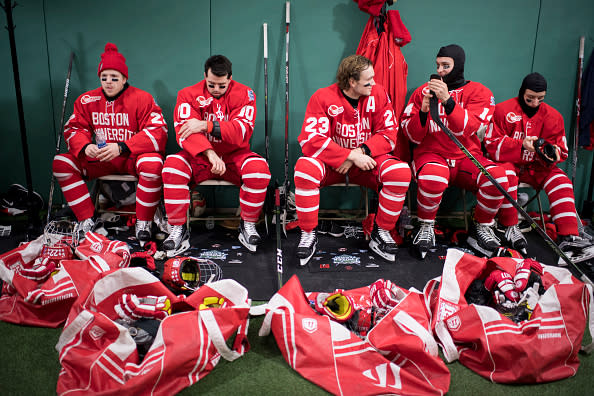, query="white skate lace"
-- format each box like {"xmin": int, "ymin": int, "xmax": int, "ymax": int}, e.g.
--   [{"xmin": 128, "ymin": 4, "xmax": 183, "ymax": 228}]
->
[
  {"xmin": 414, "ymin": 221, "xmax": 435, "ymax": 245},
  {"xmin": 476, "ymin": 223, "xmax": 501, "ymax": 245},
  {"xmin": 504, "ymin": 225, "xmax": 524, "ymax": 244},
  {"xmin": 377, "ymin": 227, "xmax": 395, "ymax": 244},
  {"xmin": 243, "ymin": 221, "xmax": 258, "ymax": 237},
  {"xmin": 298, "ymin": 230, "xmax": 316, "ymax": 248},
  {"xmin": 167, "ymin": 225, "xmax": 184, "ymax": 244},
  {"xmin": 136, "ymin": 220, "xmax": 151, "ymax": 232}
]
